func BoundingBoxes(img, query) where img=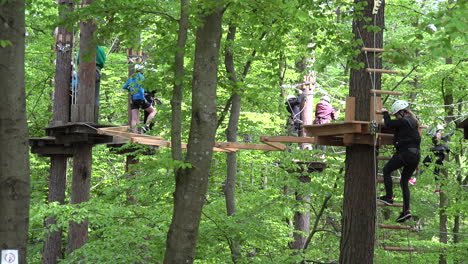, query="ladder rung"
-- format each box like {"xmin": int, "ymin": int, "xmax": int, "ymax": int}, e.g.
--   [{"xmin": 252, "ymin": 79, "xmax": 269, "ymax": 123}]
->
[
  {"xmin": 383, "ymin": 246, "xmax": 416, "ymax": 252},
  {"xmin": 379, "ymin": 224, "xmax": 412, "ymax": 230},
  {"xmin": 361, "ymin": 47, "xmax": 394, "ymax": 53},
  {"xmin": 370, "ymin": 89, "xmax": 403, "ymax": 95},
  {"xmin": 366, "ymin": 68, "xmax": 399, "ymax": 74},
  {"xmin": 377, "ymin": 201, "xmax": 403, "ymax": 207},
  {"xmin": 376, "ymin": 156, "xmax": 391, "ymax": 160}
]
